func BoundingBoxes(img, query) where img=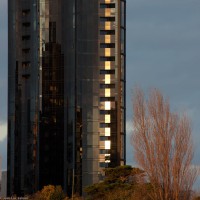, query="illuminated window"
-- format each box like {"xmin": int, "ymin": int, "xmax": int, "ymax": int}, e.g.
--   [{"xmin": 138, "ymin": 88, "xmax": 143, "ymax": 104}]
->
[
  {"xmin": 105, "ymin": 0, "xmax": 111, "ymax": 3},
  {"xmin": 105, "ymin": 101, "xmax": 111, "ymax": 110},
  {"xmin": 105, "ymin": 61, "xmax": 111, "ymax": 70},
  {"xmin": 105, "ymin": 9, "xmax": 111, "ymax": 17},
  {"xmin": 105, "ymin": 89, "xmax": 110, "ymax": 97},
  {"xmin": 105, "ymin": 21, "xmax": 111, "ymax": 30},
  {"xmin": 105, "ymin": 48, "xmax": 111, "ymax": 56},
  {"xmin": 105, "ymin": 140, "xmax": 111, "ymax": 149},
  {"xmin": 105, "ymin": 74, "xmax": 111, "ymax": 84},
  {"xmin": 105, "ymin": 35, "xmax": 111, "ymax": 43},
  {"xmin": 105, "ymin": 154, "xmax": 111, "ymax": 163},
  {"xmin": 105, "ymin": 127, "xmax": 110, "ymax": 136},
  {"xmin": 105, "ymin": 114, "xmax": 110, "ymax": 123}
]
